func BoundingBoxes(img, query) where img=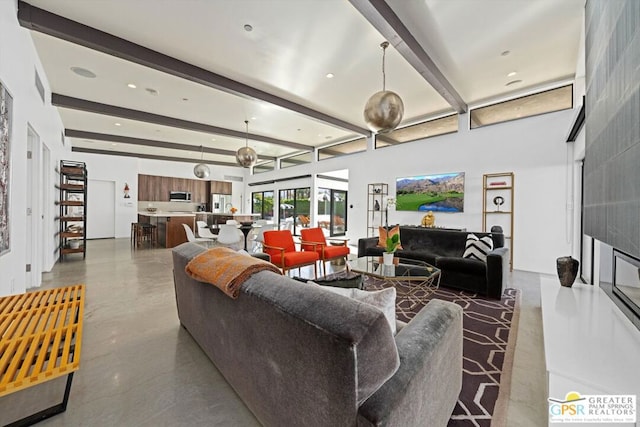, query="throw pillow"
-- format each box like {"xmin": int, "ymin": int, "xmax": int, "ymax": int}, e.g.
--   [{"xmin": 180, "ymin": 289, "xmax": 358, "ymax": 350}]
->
[
  {"xmin": 377, "ymin": 225, "xmax": 403, "ymax": 251},
  {"xmin": 309, "ymin": 283, "xmax": 397, "ymax": 334},
  {"xmin": 462, "ymin": 233, "xmax": 494, "ymax": 262}
]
